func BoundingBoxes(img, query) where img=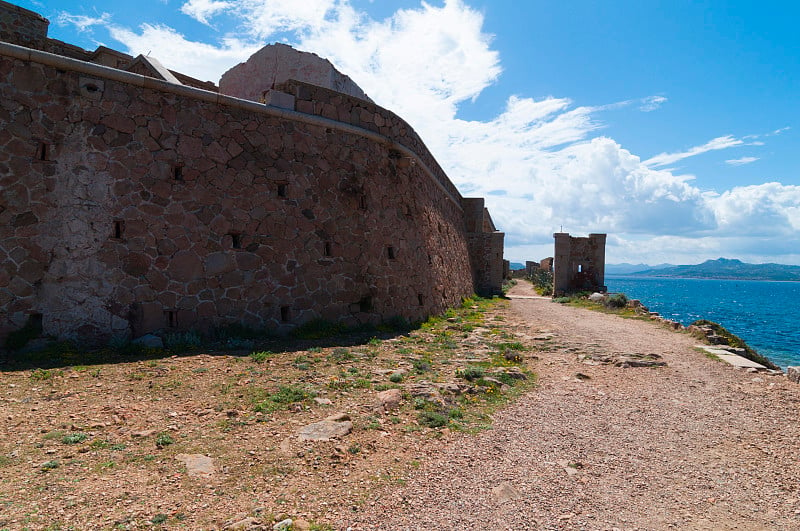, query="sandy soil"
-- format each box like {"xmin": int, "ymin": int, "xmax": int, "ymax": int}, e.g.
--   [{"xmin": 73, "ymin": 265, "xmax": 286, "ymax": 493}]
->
[{"xmin": 344, "ymin": 281, "xmax": 800, "ymax": 530}]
